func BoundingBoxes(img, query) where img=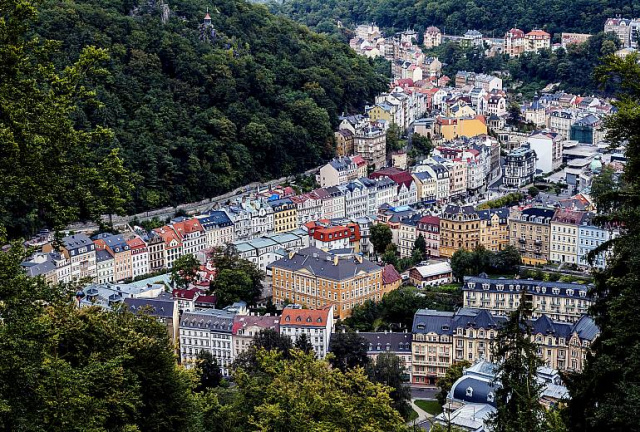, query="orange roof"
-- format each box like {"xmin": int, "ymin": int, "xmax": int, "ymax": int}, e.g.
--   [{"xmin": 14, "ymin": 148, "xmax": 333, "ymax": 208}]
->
[
  {"xmin": 280, "ymin": 307, "xmax": 332, "ymax": 327},
  {"xmin": 153, "ymin": 227, "xmax": 183, "ymax": 247},
  {"xmin": 126, "ymin": 236, "xmax": 147, "ymax": 250},
  {"xmin": 526, "ymin": 30, "xmax": 550, "ymax": 37}
]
